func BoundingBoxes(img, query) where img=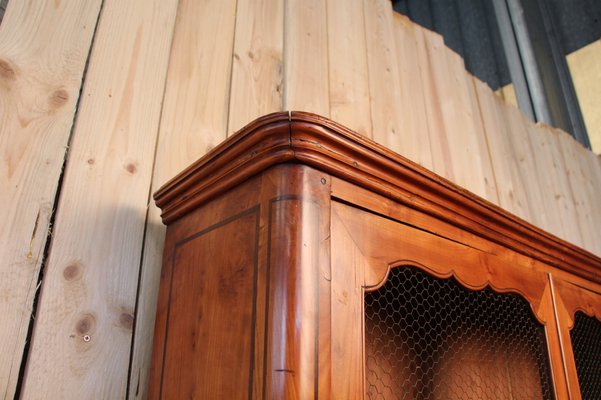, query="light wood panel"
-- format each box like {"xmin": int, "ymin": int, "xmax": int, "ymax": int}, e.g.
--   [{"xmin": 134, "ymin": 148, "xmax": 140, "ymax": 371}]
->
[
  {"xmin": 527, "ymin": 121, "xmax": 566, "ymax": 239},
  {"xmin": 227, "ymin": 0, "xmax": 284, "ymax": 136},
  {"xmin": 473, "ymin": 78, "xmax": 532, "ymax": 221},
  {"xmin": 392, "ymin": 14, "xmax": 433, "ymax": 169},
  {"xmin": 127, "ymin": 0, "xmax": 238, "ymax": 397},
  {"xmin": 413, "ymin": 25, "xmax": 455, "ymax": 182},
  {"xmin": 556, "ymin": 131, "xmax": 601, "ymax": 256},
  {"xmin": 326, "ymin": 0, "xmax": 372, "ymax": 138},
  {"xmin": 363, "ymin": 0, "xmax": 402, "ymax": 149},
  {"xmin": 503, "ymin": 103, "xmax": 551, "ymax": 231},
  {"xmin": 284, "ymin": 0, "xmax": 329, "ymax": 116},
  {"xmin": 545, "ymin": 127, "xmax": 584, "ymax": 247},
  {"xmin": 20, "ymin": 0, "xmax": 178, "ymax": 398},
  {"xmin": 423, "ymin": 30, "xmax": 497, "ymax": 202},
  {"xmin": 0, "ymin": 1, "xmax": 102, "ymax": 397}
]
